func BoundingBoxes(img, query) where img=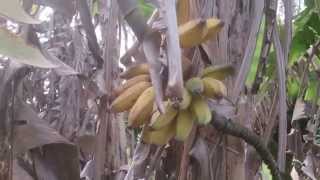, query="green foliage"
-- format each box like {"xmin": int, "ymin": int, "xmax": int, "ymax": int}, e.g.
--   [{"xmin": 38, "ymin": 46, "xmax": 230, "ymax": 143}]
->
[
  {"xmin": 246, "ymin": 0, "xmax": 320, "ymax": 105},
  {"xmin": 261, "ymin": 163, "xmax": 272, "ymax": 180},
  {"xmin": 290, "ymin": 8, "xmax": 320, "ymax": 65},
  {"xmin": 304, "ymin": 71, "xmax": 319, "ymax": 101},
  {"xmin": 91, "ymin": 0, "xmax": 99, "ymax": 17},
  {"xmin": 287, "ymin": 77, "xmax": 300, "ymax": 101},
  {"xmin": 246, "ymin": 17, "xmax": 265, "ymax": 86},
  {"xmin": 138, "ymin": 0, "xmax": 155, "ymax": 18}
]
